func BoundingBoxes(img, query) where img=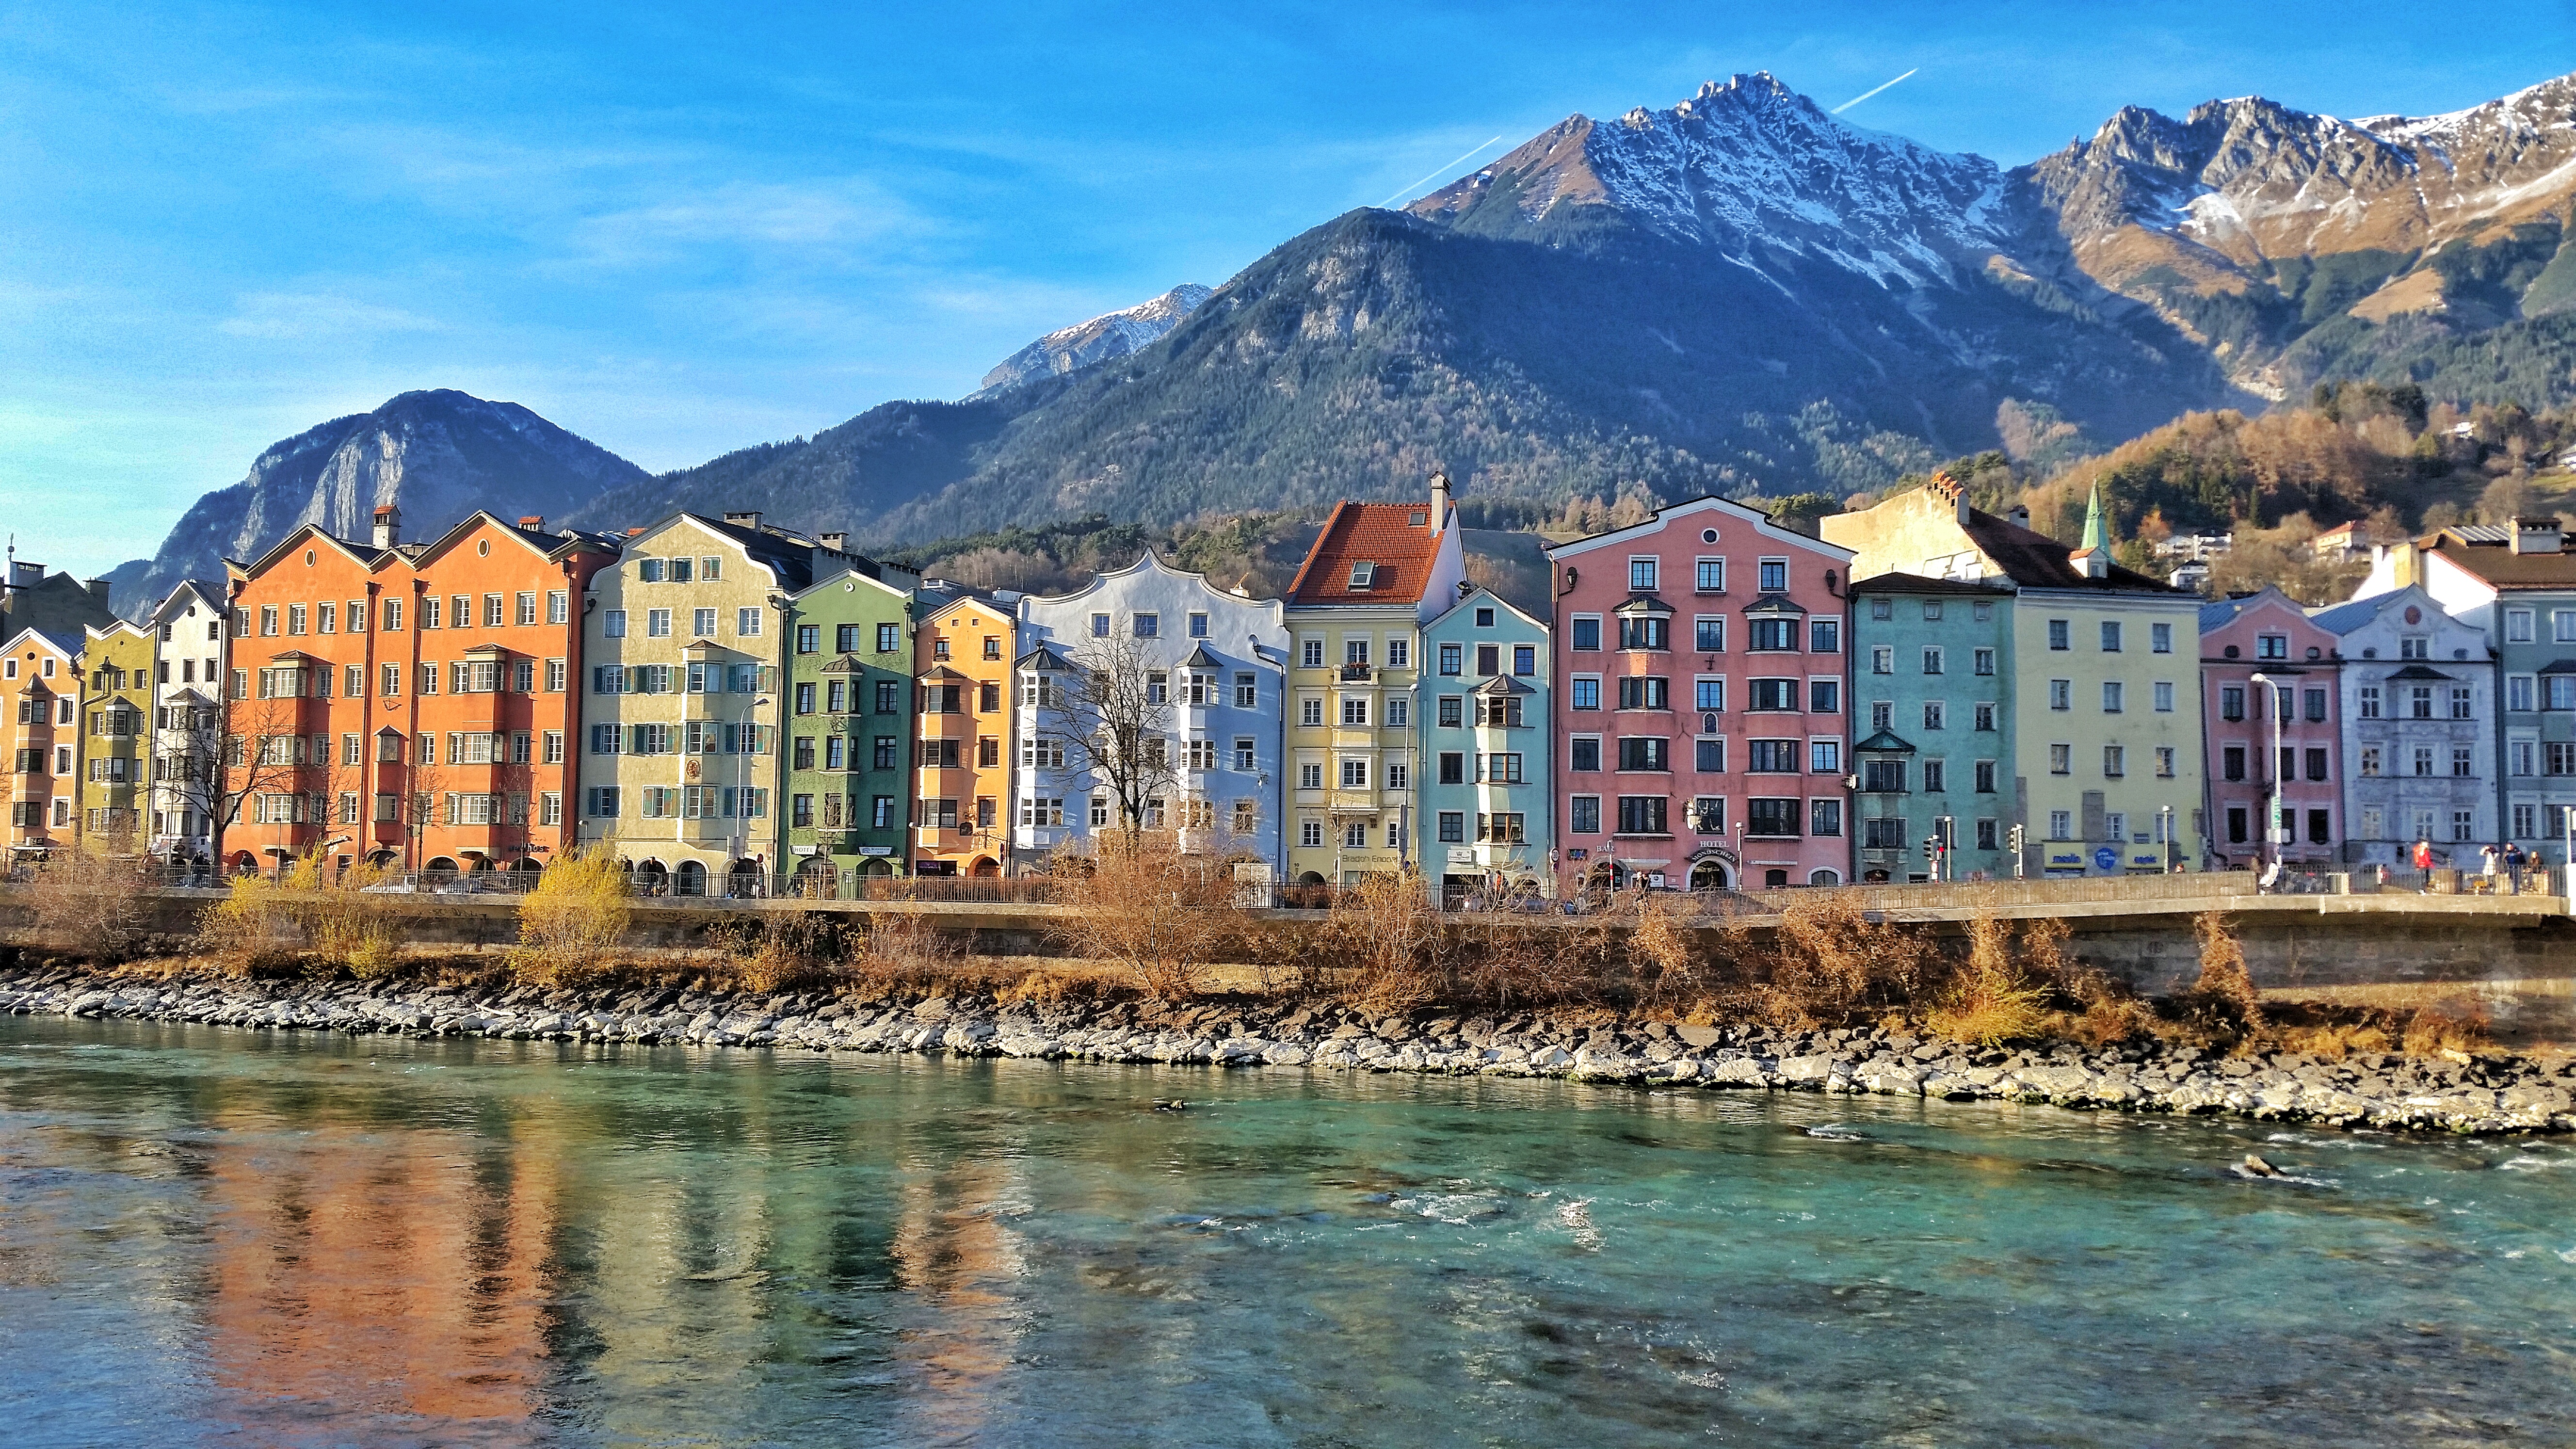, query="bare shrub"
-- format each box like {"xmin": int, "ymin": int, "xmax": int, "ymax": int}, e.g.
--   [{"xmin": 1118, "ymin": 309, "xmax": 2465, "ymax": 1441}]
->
[
  {"xmin": 20, "ymin": 849, "xmax": 157, "ymax": 961},
  {"xmin": 1626, "ymin": 890, "xmax": 1716, "ymax": 1014},
  {"xmin": 296, "ymin": 858, "xmax": 404, "ymax": 977},
  {"xmin": 195, "ymin": 870, "xmax": 298, "ymax": 973},
  {"xmin": 1928, "ymin": 914, "xmax": 2050, "ymax": 1046},
  {"xmin": 510, "ymin": 847, "xmax": 631, "ymax": 987},
  {"xmin": 2399, "ymin": 999, "xmax": 2490, "ymax": 1056},
  {"xmin": 854, "ymin": 904, "xmax": 969, "ymax": 991},
  {"xmin": 1321, "ymin": 868, "xmax": 1442, "ymax": 1011},
  {"xmin": 1757, "ymin": 895, "xmax": 1939, "ymax": 1028},
  {"xmin": 2173, "ymin": 912, "xmax": 2265, "ymax": 1046},
  {"xmin": 1050, "ymin": 837, "xmax": 1244, "ymax": 999},
  {"xmin": 715, "ymin": 912, "xmax": 850, "ymax": 995}
]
